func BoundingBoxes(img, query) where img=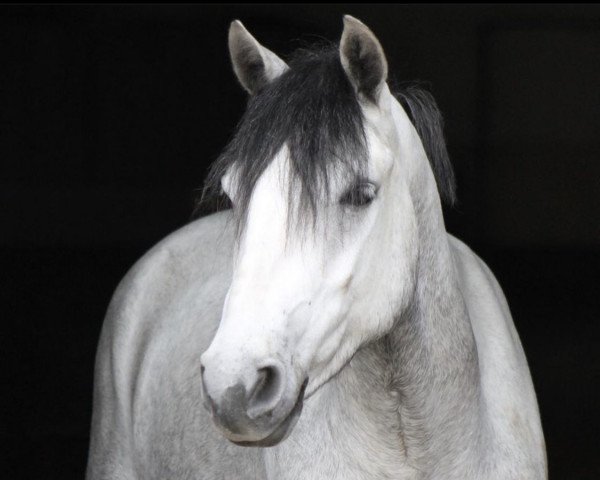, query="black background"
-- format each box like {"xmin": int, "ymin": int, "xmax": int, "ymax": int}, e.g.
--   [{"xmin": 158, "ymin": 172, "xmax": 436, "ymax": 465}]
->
[{"xmin": 2, "ymin": 5, "xmax": 599, "ymax": 479}]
